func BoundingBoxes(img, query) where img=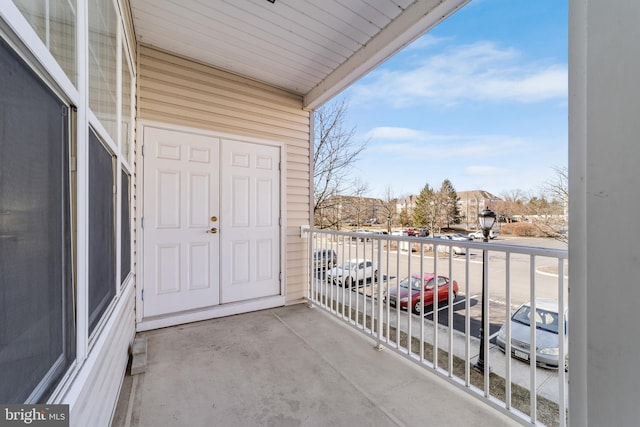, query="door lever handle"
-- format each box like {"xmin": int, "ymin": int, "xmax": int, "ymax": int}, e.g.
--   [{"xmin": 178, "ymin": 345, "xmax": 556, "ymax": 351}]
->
[{"xmin": 206, "ymin": 227, "xmax": 218, "ymax": 234}]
